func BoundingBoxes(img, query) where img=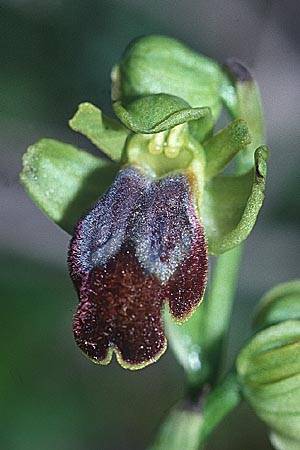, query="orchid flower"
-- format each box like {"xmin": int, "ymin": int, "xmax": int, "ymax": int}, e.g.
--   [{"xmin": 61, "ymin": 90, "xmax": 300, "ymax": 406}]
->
[{"xmin": 21, "ymin": 35, "xmax": 268, "ymax": 369}]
